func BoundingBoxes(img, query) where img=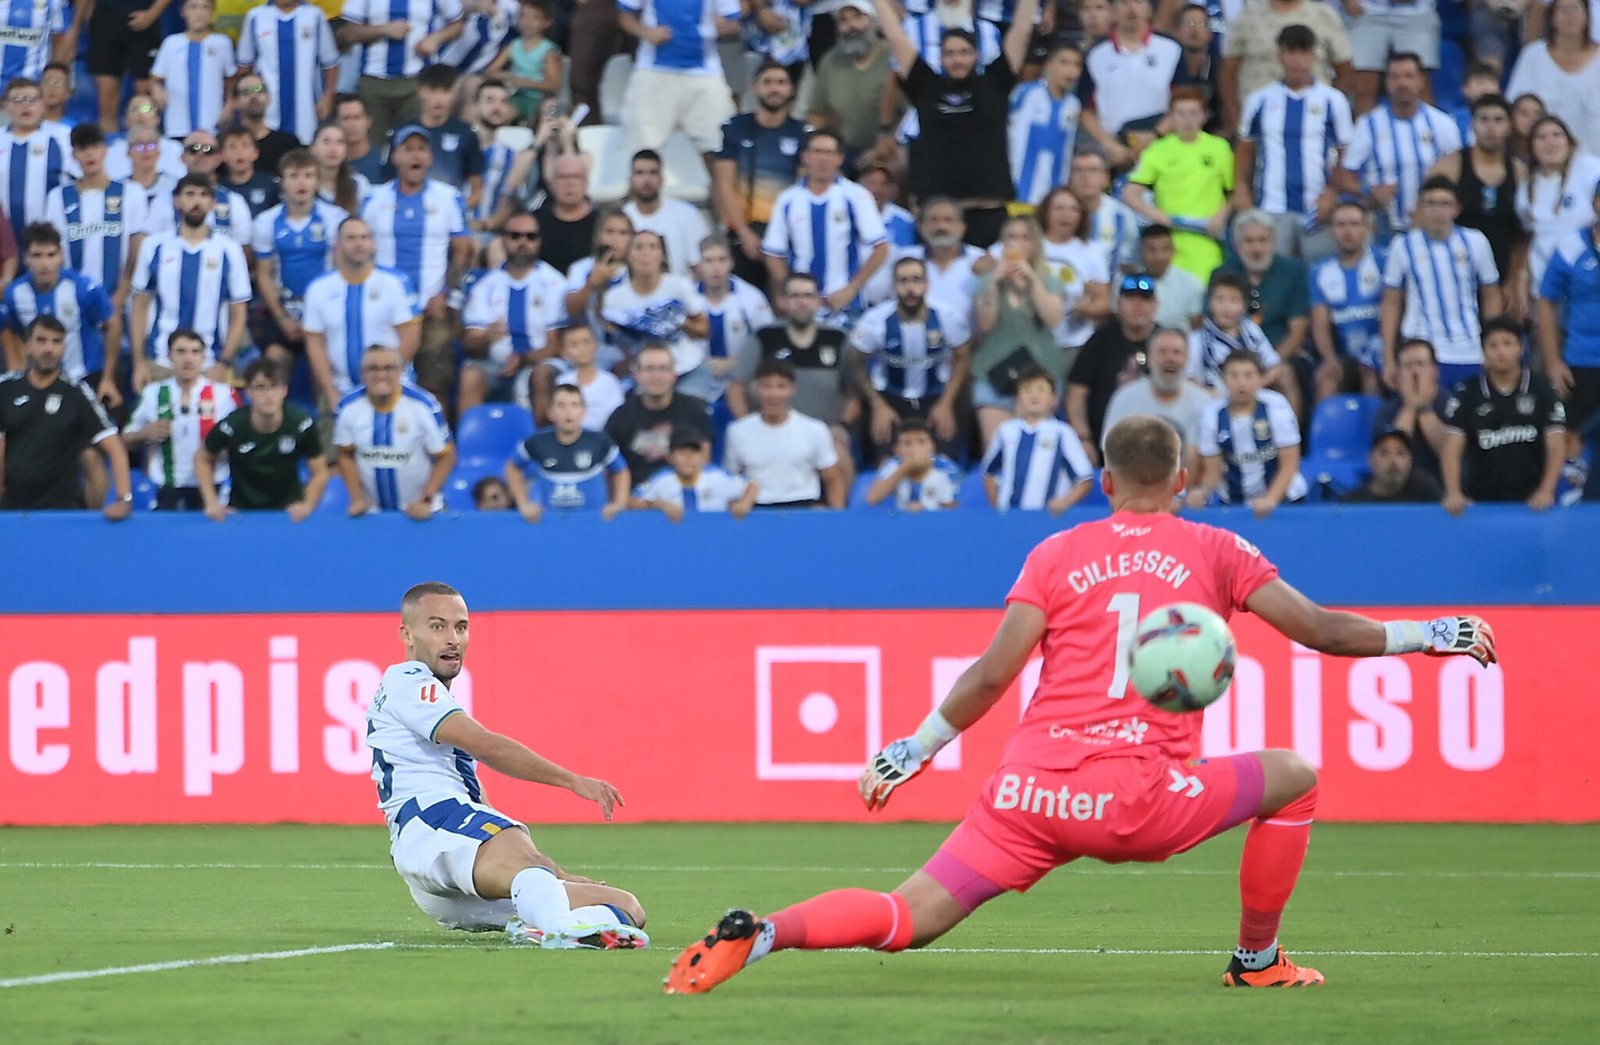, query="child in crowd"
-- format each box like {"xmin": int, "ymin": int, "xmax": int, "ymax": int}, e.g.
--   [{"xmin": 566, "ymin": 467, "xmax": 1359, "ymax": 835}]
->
[
  {"xmin": 536, "ymin": 324, "xmax": 626, "ymax": 430},
  {"xmin": 866, "ymin": 418, "xmax": 961, "ymax": 511},
  {"xmin": 981, "ymin": 366, "xmax": 1095, "ymax": 514},
  {"xmin": 1188, "ymin": 271, "xmax": 1284, "ymax": 392},
  {"xmin": 1189, "ymin": 350, "xmax": 1307, "ymax": 517},
  {"xmin": 631, "ymin": 428, "xmax": 758, "ymax": 519},
  {"xmin": 489, "ymin": 0, "xmax": 563, "ymax": 124},
  {"xmin": 151, "ymin": 0, "xmax": 238, "ymax": 140},
  {"xmin": 505, "ymin": 383, "xmax": 630, "ymax": 520}
]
